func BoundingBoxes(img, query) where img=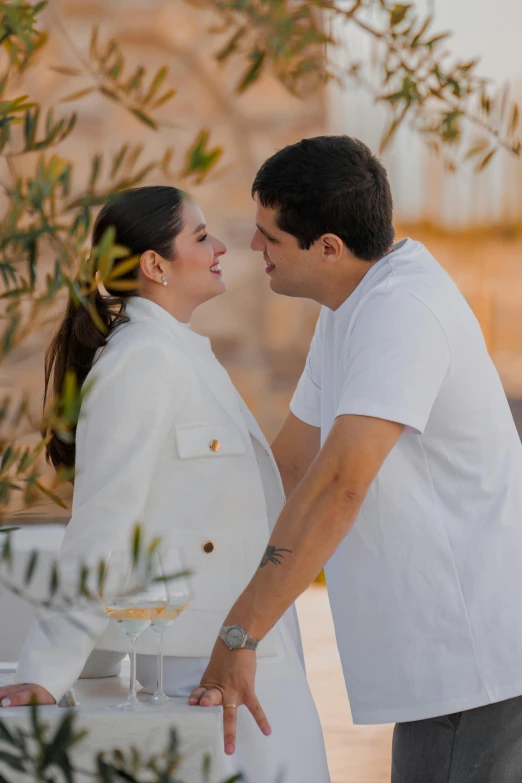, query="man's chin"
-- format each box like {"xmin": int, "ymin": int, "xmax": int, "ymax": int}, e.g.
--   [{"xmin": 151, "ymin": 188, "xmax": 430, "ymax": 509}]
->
[{"xmin": 269, "ymin": 276, "xmax": 295, "ymax": 297}]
